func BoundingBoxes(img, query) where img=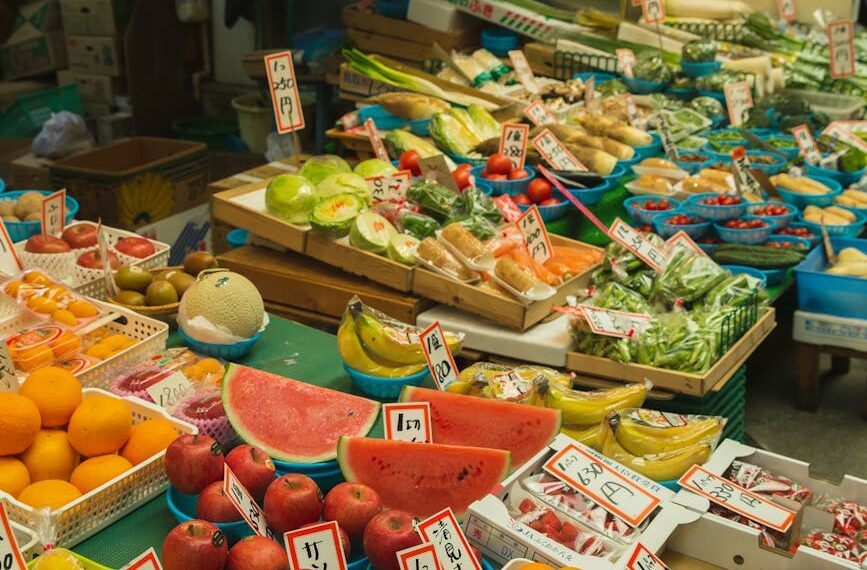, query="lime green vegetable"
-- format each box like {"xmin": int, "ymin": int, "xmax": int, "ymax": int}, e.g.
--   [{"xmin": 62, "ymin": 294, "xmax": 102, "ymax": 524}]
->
[{"xmin": 431, "ymin": 113, "xmax": 481, "ymax": 157}]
